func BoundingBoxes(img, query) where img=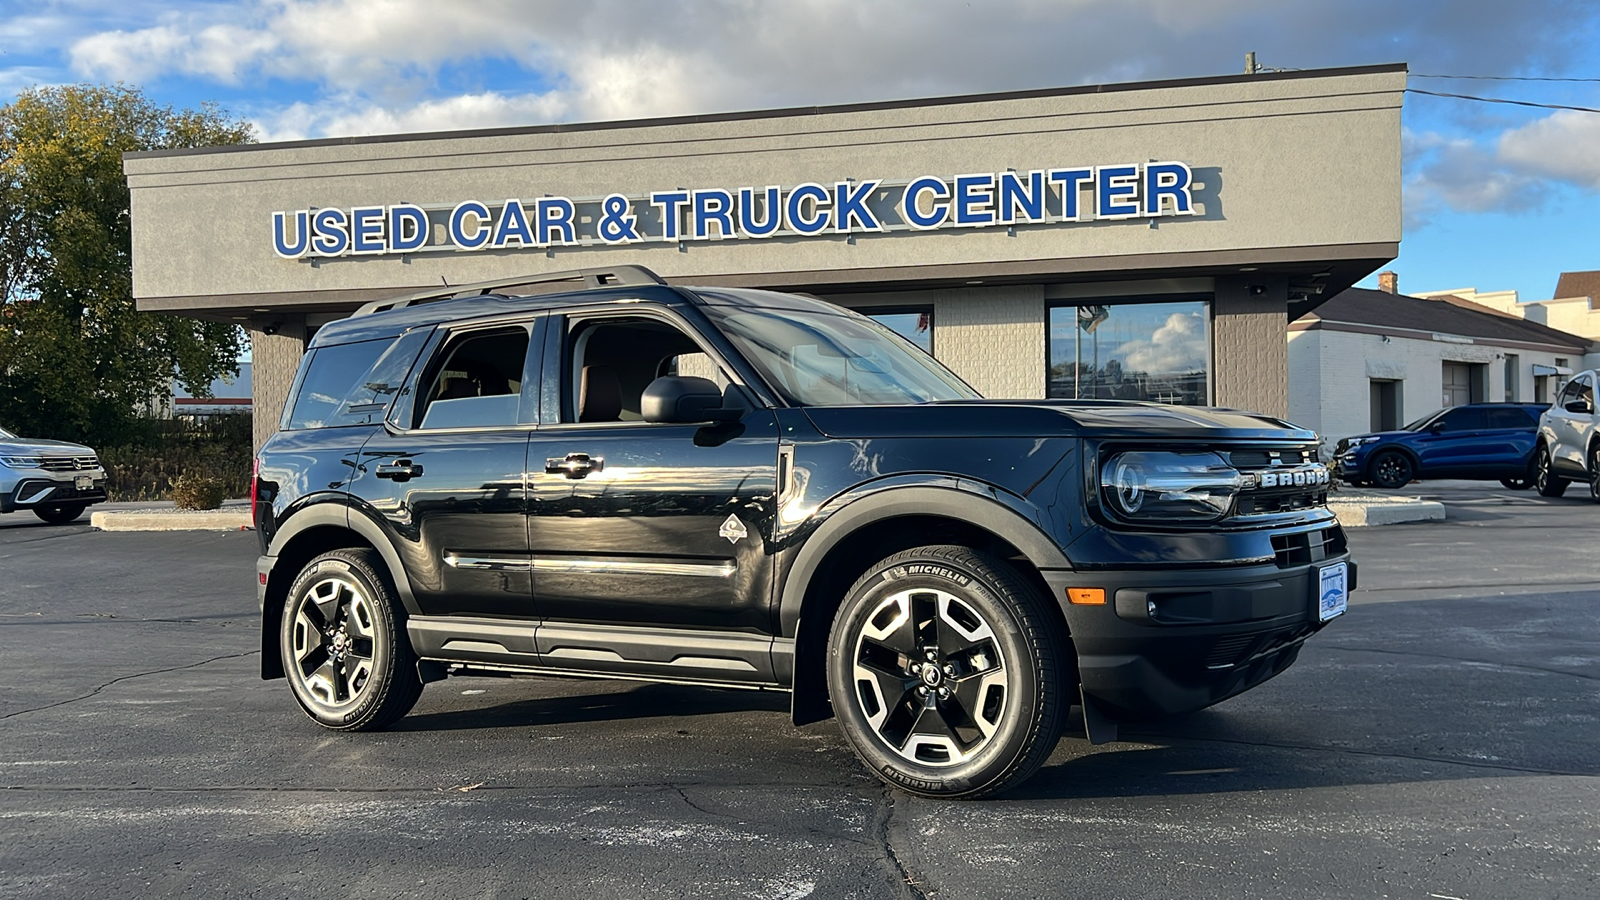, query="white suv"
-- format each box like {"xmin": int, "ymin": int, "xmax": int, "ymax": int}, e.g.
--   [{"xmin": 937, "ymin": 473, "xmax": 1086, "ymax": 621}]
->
[
  {"xmin": 1535, "ymin": 370, "xmax": 1599, "ymax": 501},
  {"xmin": 0, "ymin": 423, "xmax": 108, "ymax": 523}
]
